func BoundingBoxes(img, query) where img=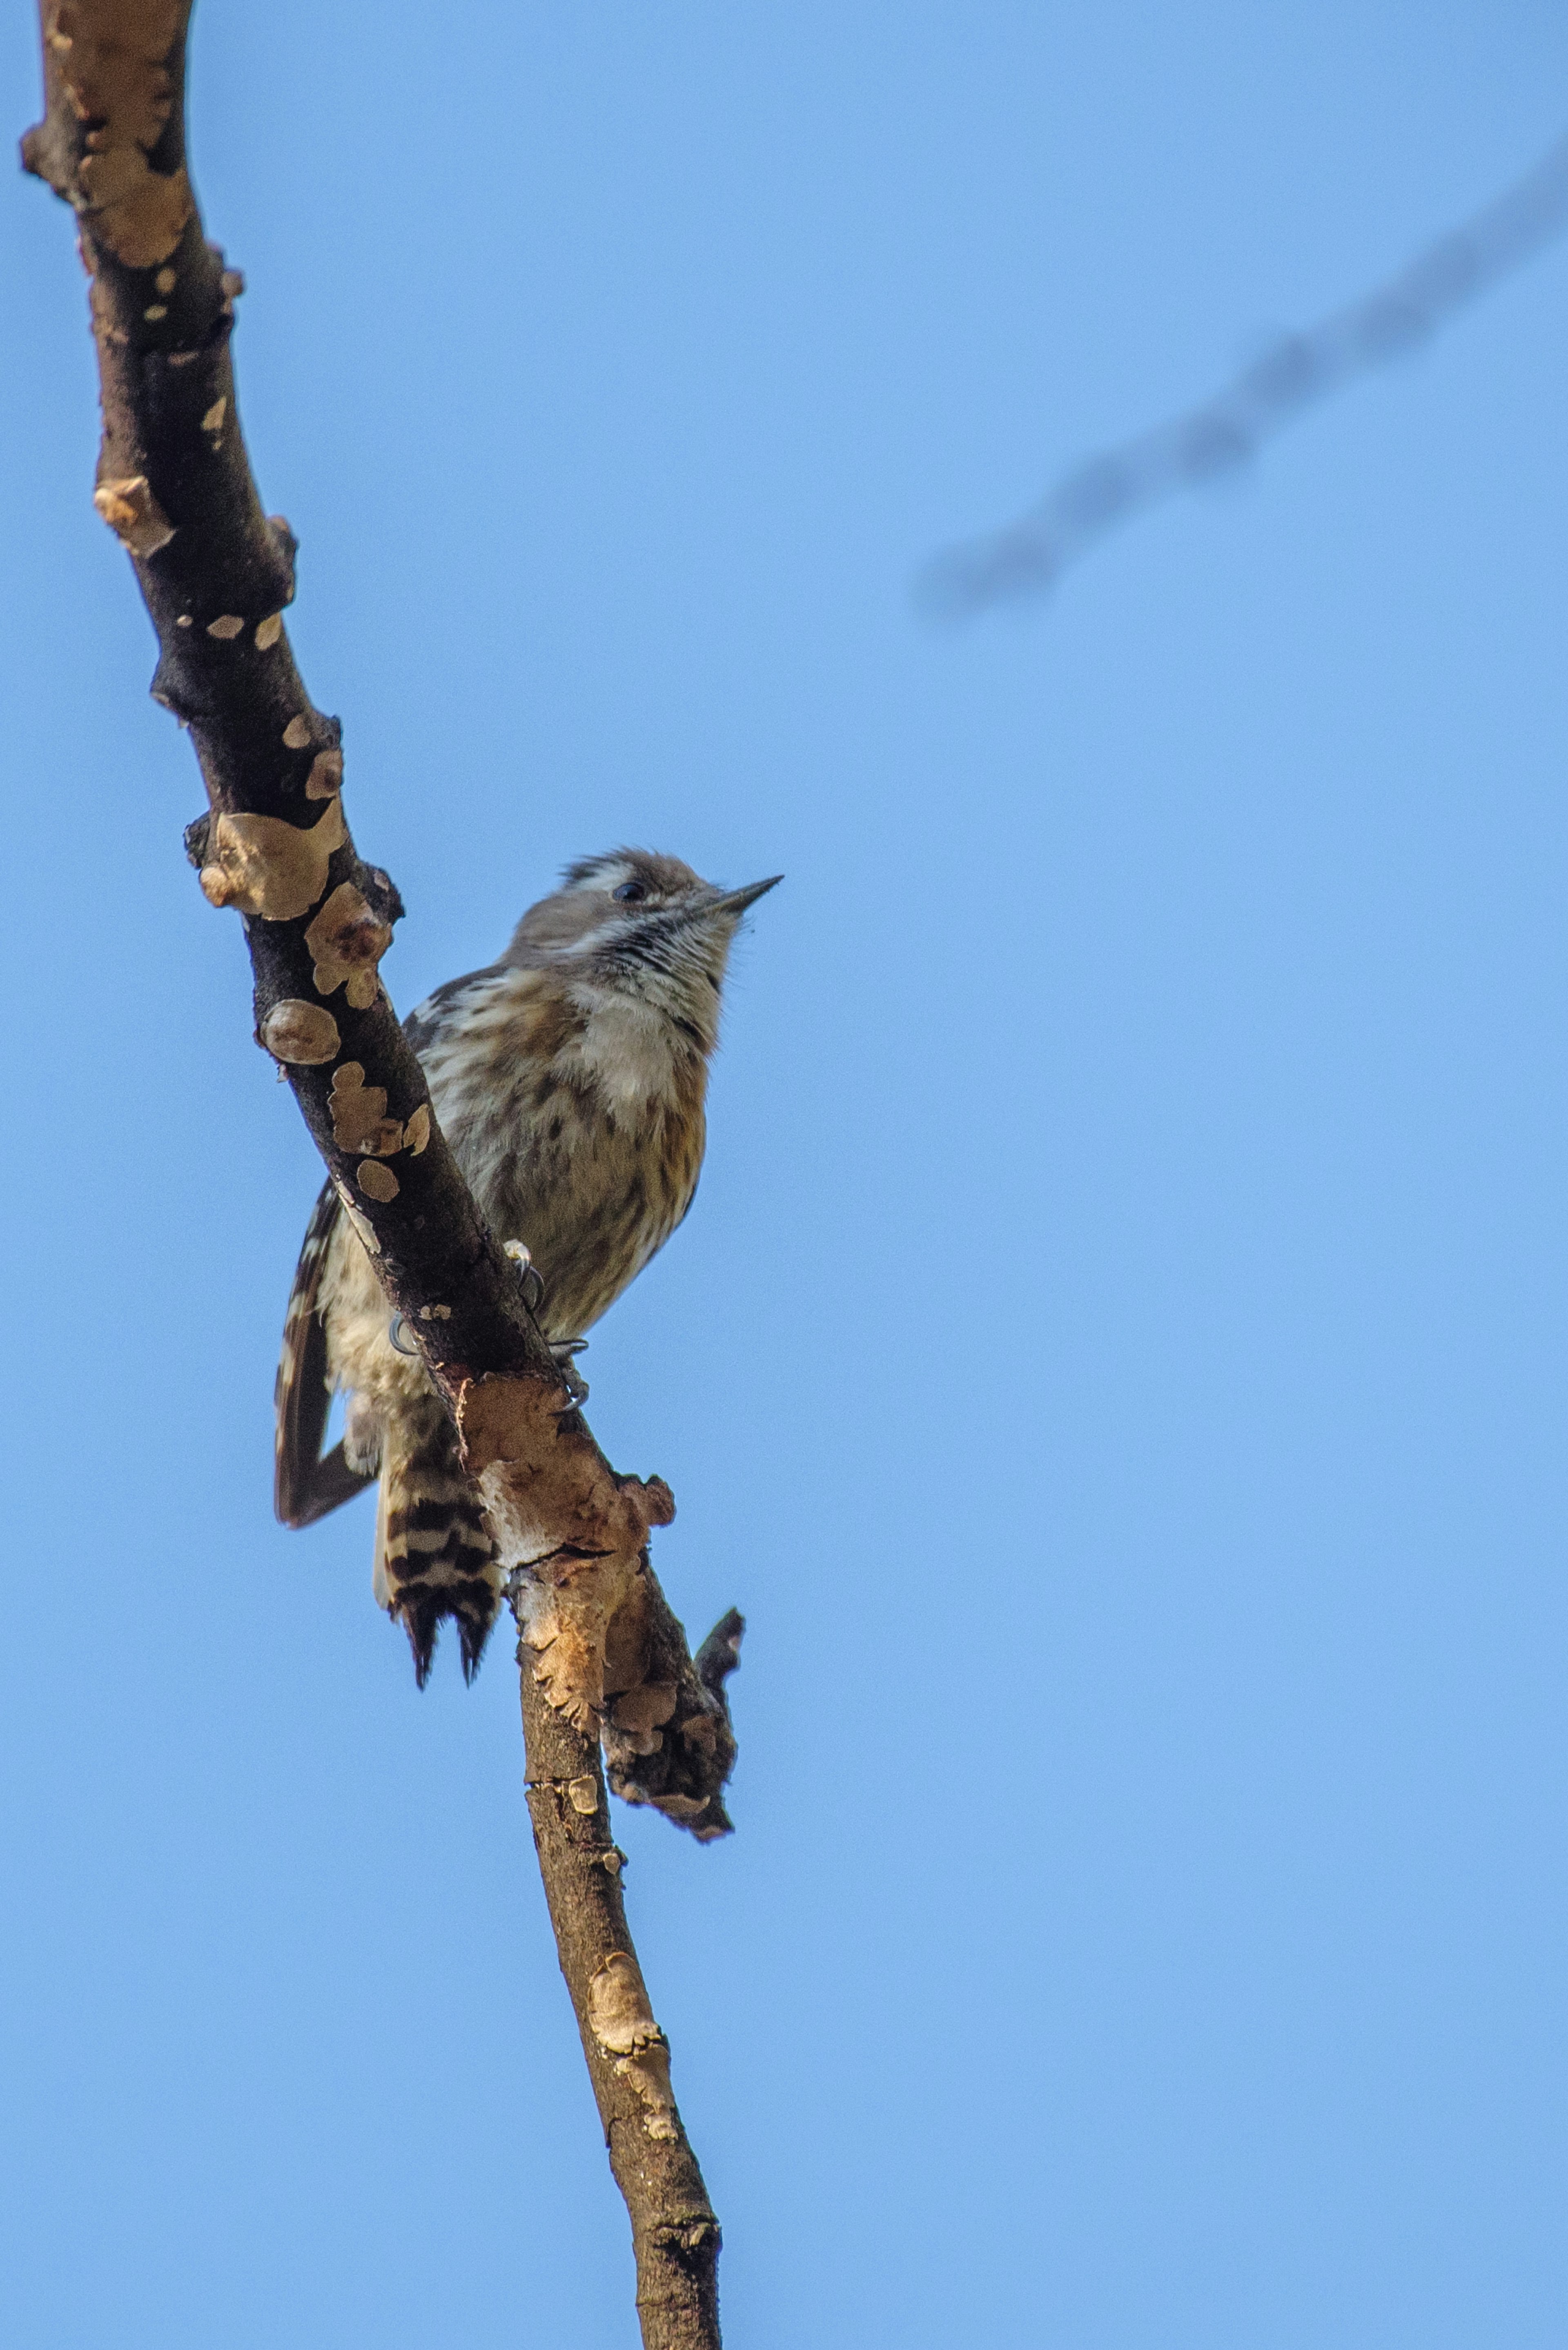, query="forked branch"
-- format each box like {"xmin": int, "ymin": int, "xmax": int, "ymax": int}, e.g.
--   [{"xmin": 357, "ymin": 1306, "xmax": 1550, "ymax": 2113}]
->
[{"xmin": 24, "ymin": 7, "xmax": 733, "ymax": 2341}]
